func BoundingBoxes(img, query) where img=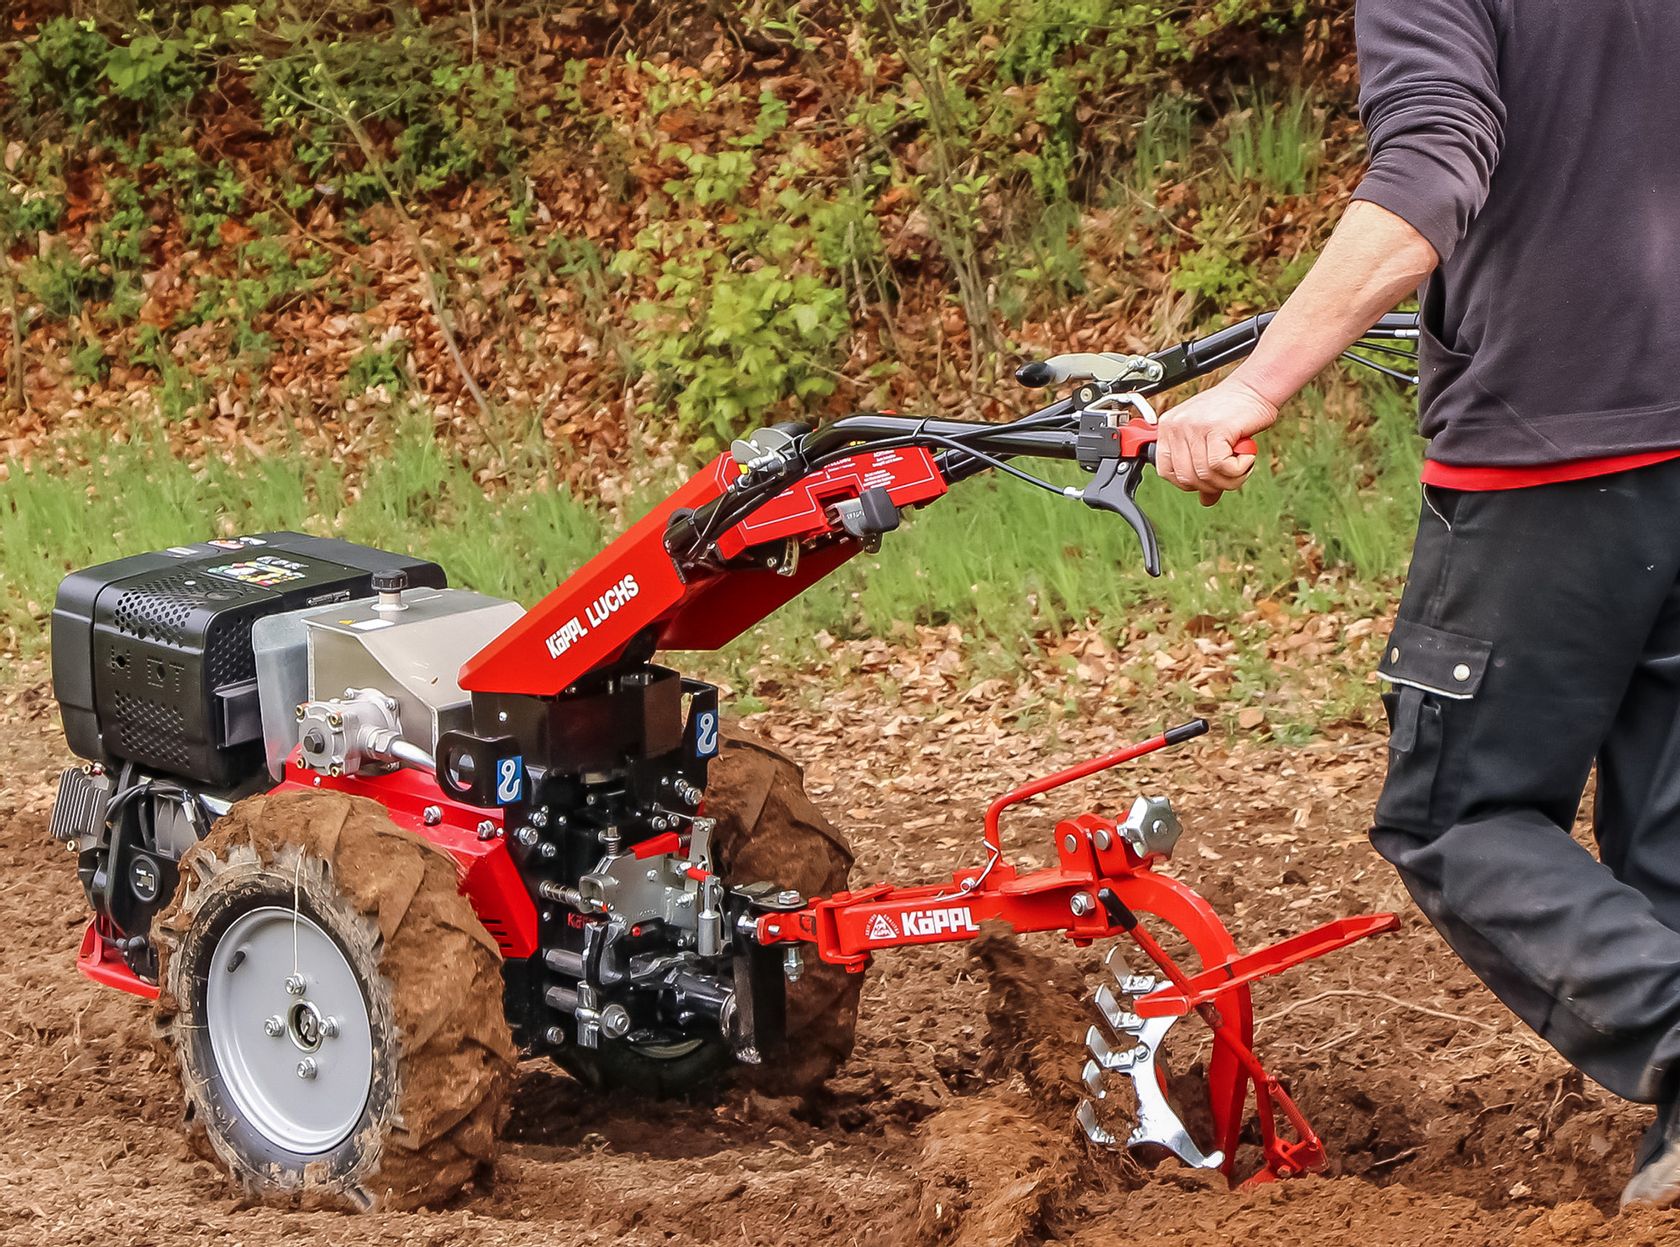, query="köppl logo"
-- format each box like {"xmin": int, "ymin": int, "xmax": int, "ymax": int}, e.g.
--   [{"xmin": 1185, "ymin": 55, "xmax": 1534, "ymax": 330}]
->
[{"xmin": 863, "ymin": 906, "xmax": 979, "ymax": 942}]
